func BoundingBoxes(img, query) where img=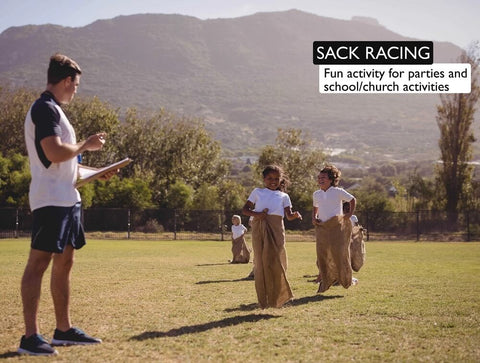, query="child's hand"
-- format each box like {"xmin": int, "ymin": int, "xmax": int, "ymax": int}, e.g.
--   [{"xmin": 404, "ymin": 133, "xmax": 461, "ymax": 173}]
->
[{"xmin": 256, "ymin": 208, "xmax": 268, "ymax": 220}]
